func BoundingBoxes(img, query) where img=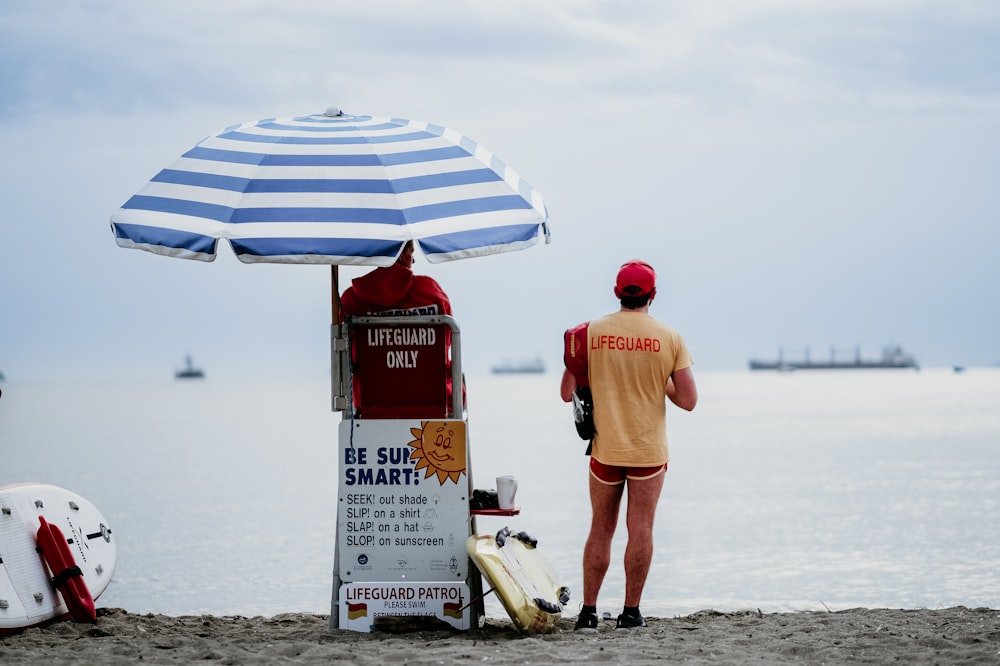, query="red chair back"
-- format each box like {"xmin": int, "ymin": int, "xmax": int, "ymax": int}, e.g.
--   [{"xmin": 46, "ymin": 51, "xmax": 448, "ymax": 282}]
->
[{"xmin": 351, "ymin": 322, "xmax": 451, "ymax": 419}]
